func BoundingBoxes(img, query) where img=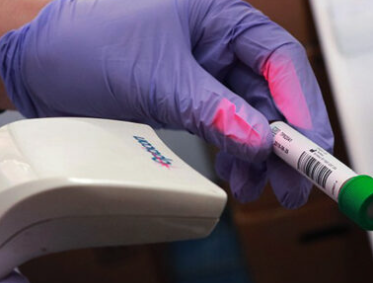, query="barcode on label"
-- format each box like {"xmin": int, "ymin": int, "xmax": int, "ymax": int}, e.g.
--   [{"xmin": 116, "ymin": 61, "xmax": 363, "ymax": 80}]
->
[{"xmin": 297, "ymin": 152, "xmax": 332, "ymax": 188}]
